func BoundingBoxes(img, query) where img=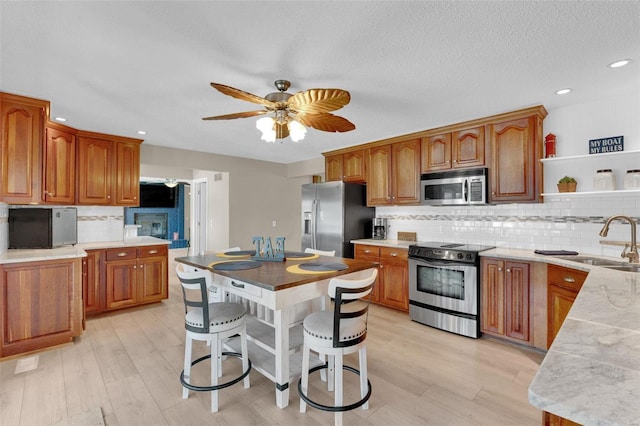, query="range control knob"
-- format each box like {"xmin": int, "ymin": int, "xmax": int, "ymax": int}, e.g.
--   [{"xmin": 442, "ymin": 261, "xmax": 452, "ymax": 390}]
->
[
  {"xmin": 466, "ymin": 253, "xmax": 473, "ymax": 260},
  {"xmin": 457, "ymin": 253, "xmax": 464, "ymax": 259}
]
